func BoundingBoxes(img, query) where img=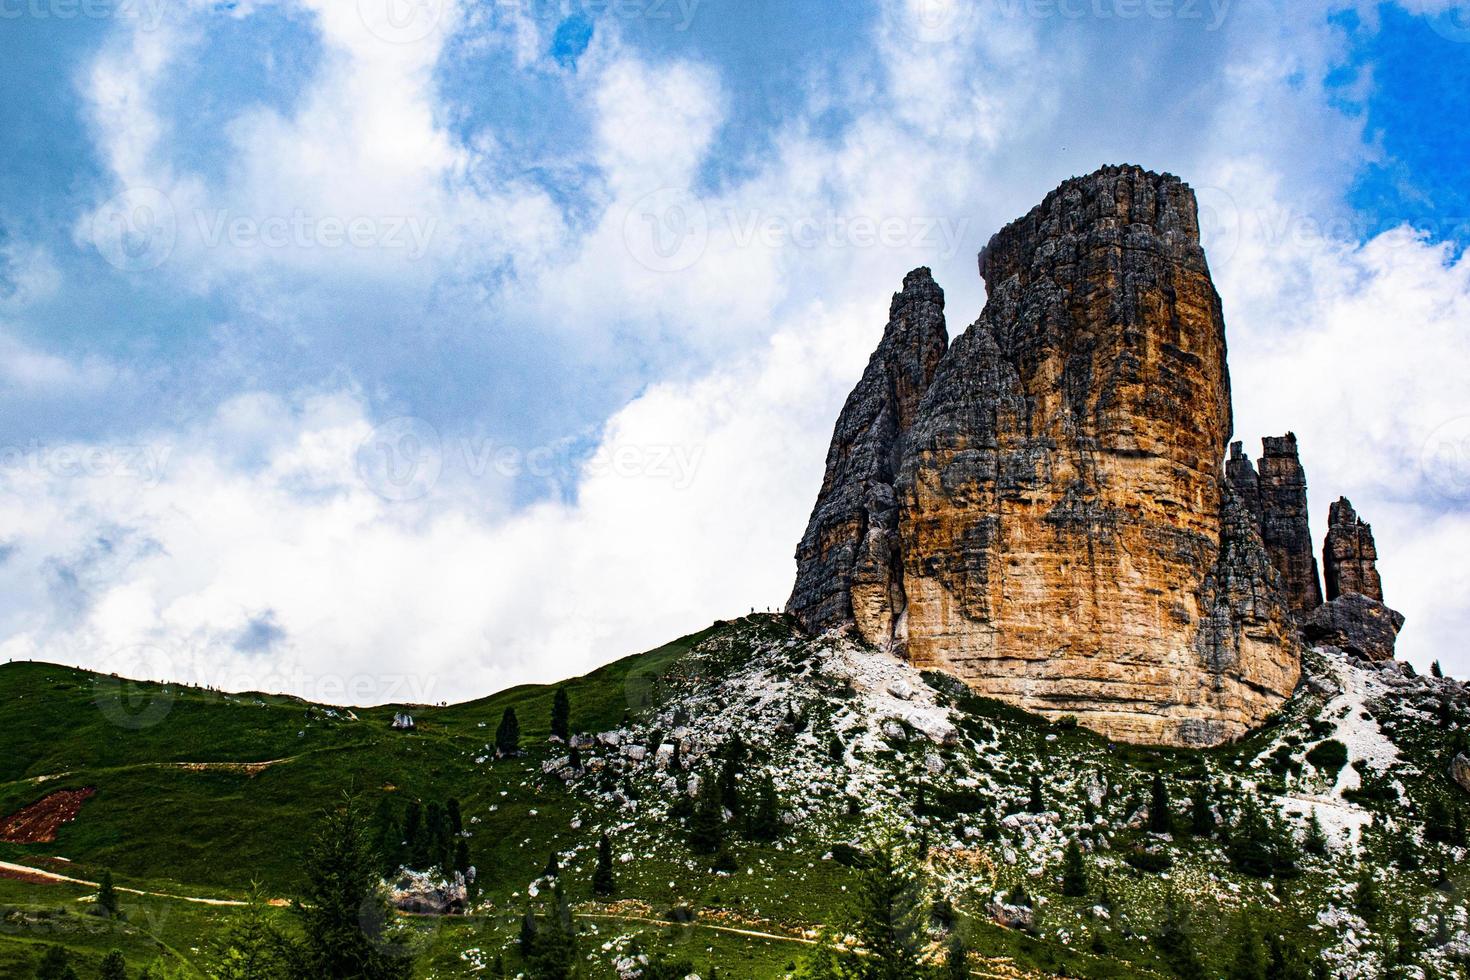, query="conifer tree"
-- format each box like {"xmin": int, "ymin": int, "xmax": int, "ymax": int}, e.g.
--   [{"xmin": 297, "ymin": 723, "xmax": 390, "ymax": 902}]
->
[
  {"xmin": 748, "ymin": 773, "xmax": 782, "ymax": 842},
  {"xmin": 1303, "ymin": 811, "xmax": 1328, "ymax": 856},
  {"xmin": 689, "ymin": 771, "xmax": 725, "ymax": 855},
  {"xmin": 1150, "ymin": 772, "xmax": 1172, "ymax": 833},
  {"xmin": 569, "ymin": 746, "xmax": 582, "ymax": 771},
  {"xmin": 1153, "ymin": 891, "xmax": 1205, "ymax": 980},
  {"xmin": 455, "ymin": 840, "xmax": 472, "ymax": 879},
  {"xmin": 1226, "ymin": 916, "xmax": 1266, "ymax": 980},
  {"xmin": 373, "ymin": 796, "xmax": 401, "ymax": 873},
  {"xmin": 99, "ymin": 951, "xmax": 128, "ymax": 980},
  {"xmin": 1424, "ymin": 796, "xmax": 1454, "ymax": 844},
  {"xmin": 210, "ymin": 884, "xmax": 294, "ymax": 980},
  {"xmin": 543, "ymin": 852, "xmax": 560, "ymax": 880},
  {"xmin": 1189, "ymin": 782, "xmax": 1215, "ymax": 837},
  {"xmin": 847, "ymin": 842, "xmax": 926, "ymax": 979},
  {"xmin": 1266, "ymin": 932, "xmax": 1310, "ymax": 980},
  {"xmin": 1028, "ymin": 774, "xmax": 1044, "ymax": 814},
  {"xmin": 717, "ymin": 757, "xmax": 742, "ymax": 816},
  {"xmin": 1061, "ymin": 840, "xmax": 1088, "ymax": 898},
  {"xmin": 96, "ymin": 868, "xmax": 119, "ymax": 918},
  {"xmin": 593, "ymin": 833, "xmax": 616, "ymax": 896},
  {"xmin": 447, "ymin": 798, "xmax": 464, "ymax": 837},
  {"xmin": 550, "ymin": 688, "xmax": 570, "ymax": 741},
  {"xmin": 293, "ymin": 796, "xmax": 414, "ymax": 978},
  {"xmin": 943, "ymin": 931, "xmax": 970, "ymax": 980},
  {"xmin": 34, "ymin": 946, "xmax": 77, "ymax": 980},
  {"xmin": 1431, "ymin": 660, "xmax": 1443, "ymax": 678},
  {"xmin": 1352, "ymin": 865, "xmax": 1381, "ymax": 923},
  {"xmin": 496, "ymin": 707, "xmax": 521, "ymax": 757},
  {"xmin": 524, "ymin": 884, "xmax": 577, "ymax": 979},
  {"xmin": 402, "ymin": 801, "xmax": 424, "ymax": 868}
]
